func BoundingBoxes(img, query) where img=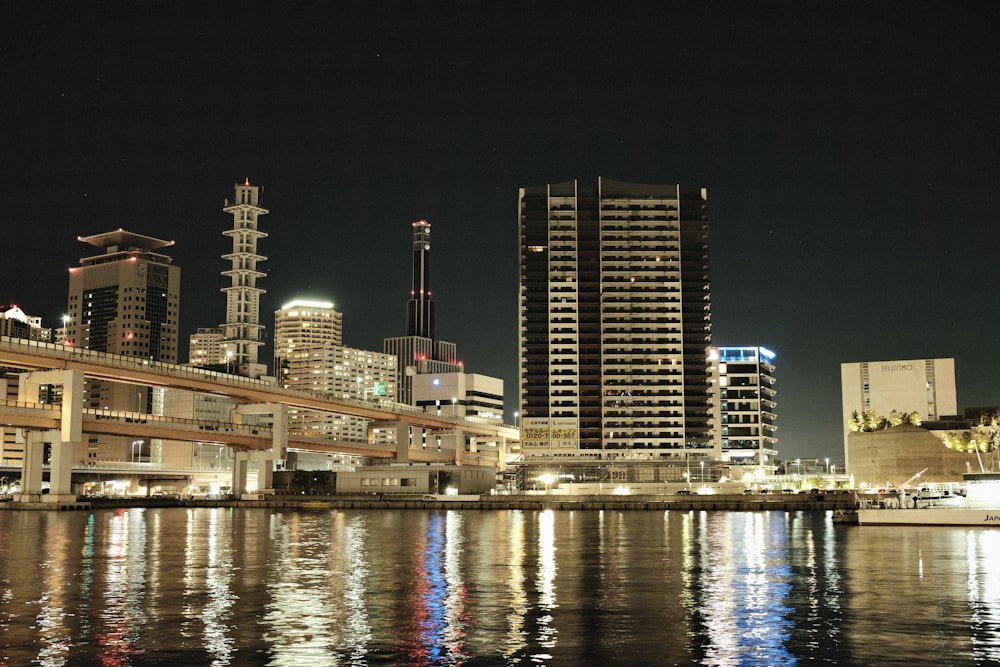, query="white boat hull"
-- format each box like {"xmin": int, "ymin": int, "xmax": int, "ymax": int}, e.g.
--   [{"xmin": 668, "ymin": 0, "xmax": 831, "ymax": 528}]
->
[{"xmin": 857, "ymin": 508, "xmax": 1000, "ymax": 526}]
